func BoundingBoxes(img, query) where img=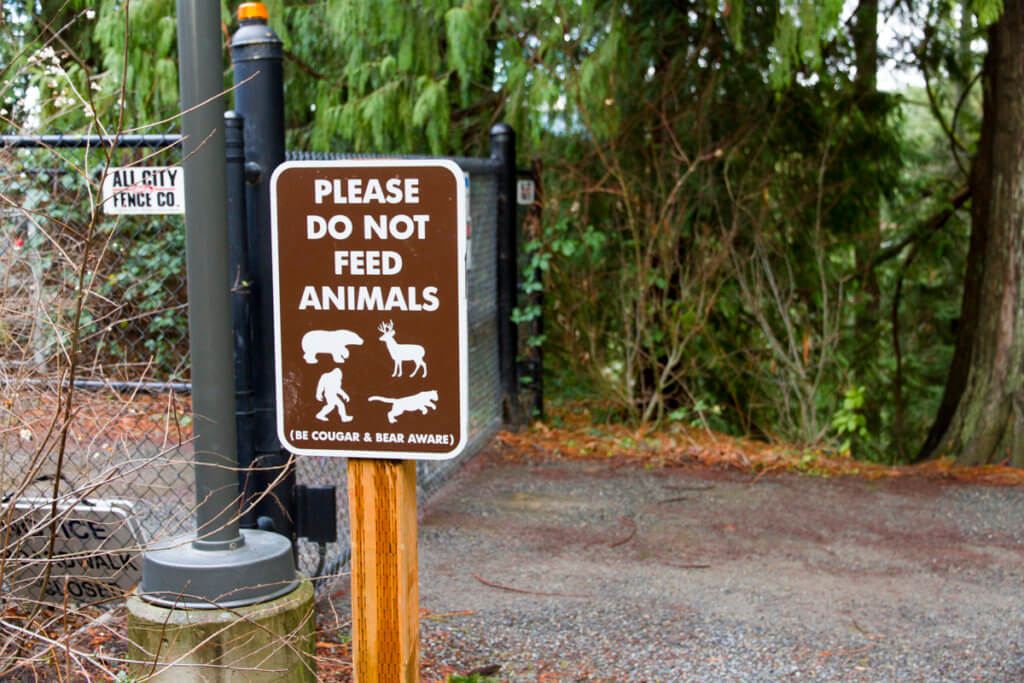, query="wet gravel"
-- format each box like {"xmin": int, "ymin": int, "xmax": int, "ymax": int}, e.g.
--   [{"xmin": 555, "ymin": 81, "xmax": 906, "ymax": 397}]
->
[{"xmin": 336, "ymin": 448, "xmax": 1024, "ymax": 680}]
